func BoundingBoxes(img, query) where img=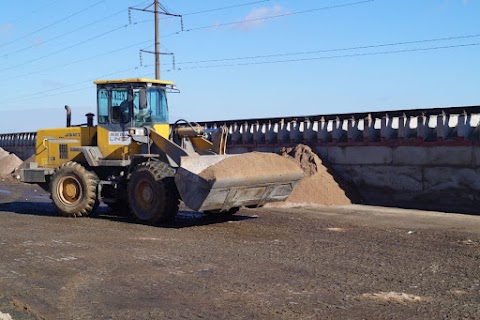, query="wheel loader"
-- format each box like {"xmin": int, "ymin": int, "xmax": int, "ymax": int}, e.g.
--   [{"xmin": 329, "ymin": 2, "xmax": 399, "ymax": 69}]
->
[{"xmin": 19, "ymin": 78, "xmax": 303, "ymax": 224}]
